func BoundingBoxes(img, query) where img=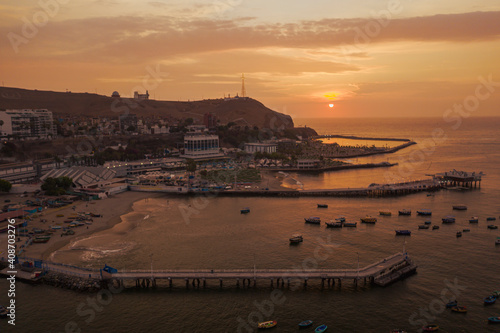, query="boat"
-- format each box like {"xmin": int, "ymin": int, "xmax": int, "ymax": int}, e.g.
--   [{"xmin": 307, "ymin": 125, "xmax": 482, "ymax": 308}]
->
[
  {"xmin": 417, "ymin": 210, "xmax": 432, "ymax": 216},
  {"xmin": 289, "ymin": 234, "xmax": 303, "ymax": 244},
  {"xmin": 493, "ymin": 291, "xmax": 500, "ymax": 297},
  {"xmin": 496, "ymin": 237, "xmax": 500, "ymax": 245},
  {"xmin": 314, "ymin": 324, "xmax": 327, "ymax": 333},
  {"xmin": 488, "ymin": 316, "xmax": 500, "ymax": 323},
  {"xmin": 335, "ymin": 216, "xmax": 346, "ymax": 222},
  {"xmin": 399, "ymin": 210, "xmax": 411, "ymax": 216},
  {"xmin": 395, "ymin": 230, "xmax": 411, "ymax": 235},
  {"xmin": 445, "ymin": 300, "xmax": 457, "ymax": 308},
  {"xmin": 469, "ymin": 217, "xmax": 479, "ymax": 223},
  {"xmin": 451, "ymin": 306, "xmax": 467, "ymax": 313},
  {"xmin": 33, "ymin": 235, "xmax": 51, "ymax": 243},
  {"xmin": 62, "ymin": 229, "xmax": 75, "ymax": 236},
  {"xmin": 453, "ymin": 205, "xmax": 467, "ymax": 210},
  {"xmin": 424, "ymin": 221, "xmax": 432, "ymax": 225},
  {"xmin": 418, "ymin": 225, "xmax": 430, "ymax": 229},
  {"xmin": 487, "ymin": 217, "xmax": 497, "ymax": 221},
  {"xmin": 456, "ymin": 231, "xmax": 462, "ymax": 237},
  {"xmin": 240, "ymin": 208, "xmax": 250, "ymax": 214},
  {"xmin": 484, "ymin": 296, "xmax": 497, "ymax": 305},
  {"xmin": 317, "ymin": 204, "xmax": 328, "ymax": 208},
  {"xmin": 379, "ymin": 211, "xmax": 392, "ymax": 216},
  {"xmin": 305, "ymin": 217, "xmax": 321, "ymax": 224},
  {"xmin": 432, "ymin": 225, "xmax": 440, "ymax": 230},
  {"xmin": 0, "ymin": 305, "xmax": 7, "ymax": 318},
  {"xmin": 462, "ymin": 228, "xmax": 470, "ymax": 232},
  {"xmin": 422, "ymin": 325, "xmax": 439, "ymax": 331},
  {"xmin": 442, "ymin": 216, "xmax": 456, "ymax": 223},
  {"xmin": 487, "ymin": 225, "xmax": 498, "ymax": 229},
  {"xmin": 390, "ymin": 330, "xmax": 407, "ymax": 333},
  {"xmin": 343, "ymin": 222, "xmax": 357, "ymax": 227},
  {"xmin": 258, "ymin": 320, "xmax": 277, "ymax": 329},
  {"xmin": 298, "ymin": 320, "xmax": 313, "ymax": 328},
  {"xmin": 325, "ymin": 221, "xmax": 343, "ymax": 228},
  {"xmin": 32, "ymin": 228, "xmax": 45, "ymax": 234},
  {"xmin": 51, "ymin": 225, "xmax": 62, "ymax": 230},
  {"xmin": 360, "ymin": 216, "xmax": 377, "ymax": 223}
]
